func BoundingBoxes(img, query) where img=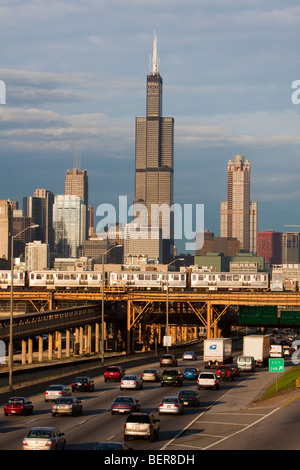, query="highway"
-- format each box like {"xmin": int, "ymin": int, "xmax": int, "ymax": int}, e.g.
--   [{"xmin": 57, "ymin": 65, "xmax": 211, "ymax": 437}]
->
[{"xmin": 0, "ymin": 352, "xmax": 299, "ymax": 452}]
